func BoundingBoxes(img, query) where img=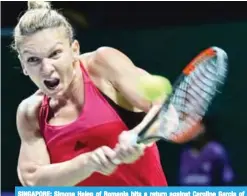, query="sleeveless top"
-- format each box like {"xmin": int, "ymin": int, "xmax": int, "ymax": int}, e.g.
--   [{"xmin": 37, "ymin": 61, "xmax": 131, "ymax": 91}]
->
[{"xmin": 39, "ymin": 62, "xmax": 168, "ymax": 186}]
